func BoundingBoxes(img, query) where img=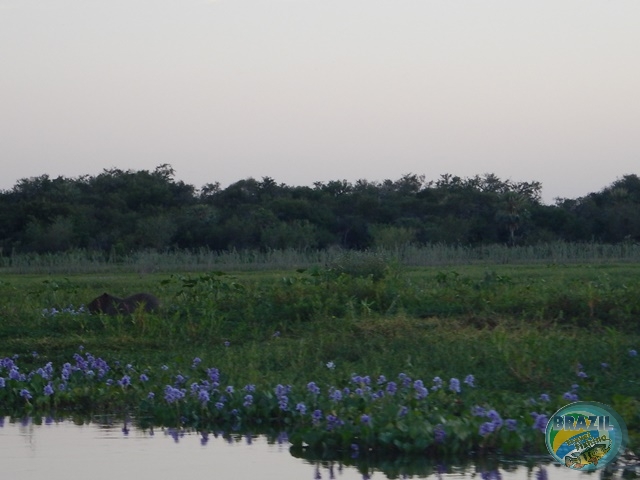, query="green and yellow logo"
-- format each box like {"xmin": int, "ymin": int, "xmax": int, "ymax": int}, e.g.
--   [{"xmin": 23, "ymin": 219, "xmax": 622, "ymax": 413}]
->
[{"xmin": 545, "ymin": 401, "xmax": 627, "ymax": 471}]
